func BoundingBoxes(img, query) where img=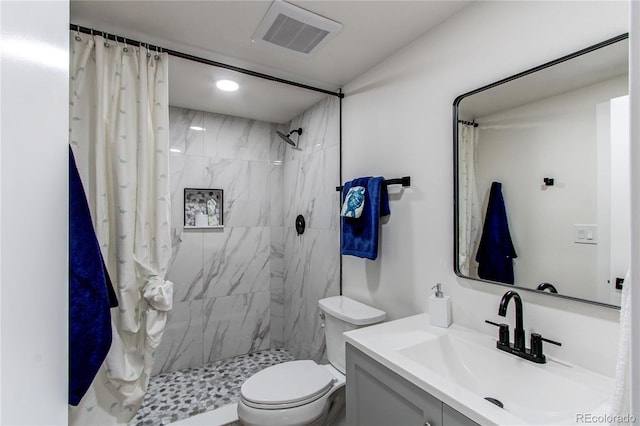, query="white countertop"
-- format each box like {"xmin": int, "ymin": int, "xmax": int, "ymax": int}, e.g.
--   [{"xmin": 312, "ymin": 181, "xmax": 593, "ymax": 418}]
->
[{"xmin": 344, "ymin": 313, "xmax": 613, "ymax": 426}]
